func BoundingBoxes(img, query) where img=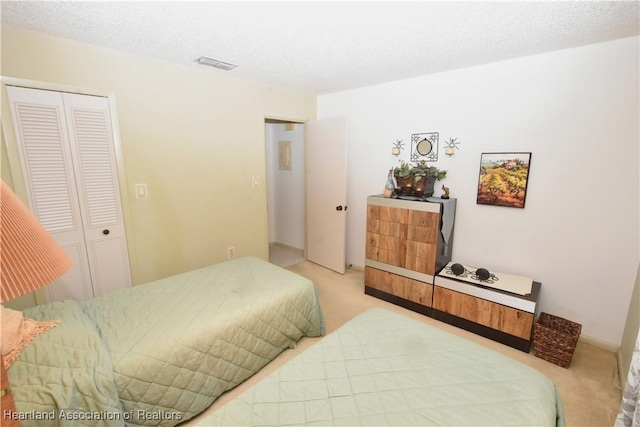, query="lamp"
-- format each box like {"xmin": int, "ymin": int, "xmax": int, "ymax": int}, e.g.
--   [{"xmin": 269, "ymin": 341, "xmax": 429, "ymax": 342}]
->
[{"xmin": 0, "ymin": 180, "xmax": 72, "ymax": 425}]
